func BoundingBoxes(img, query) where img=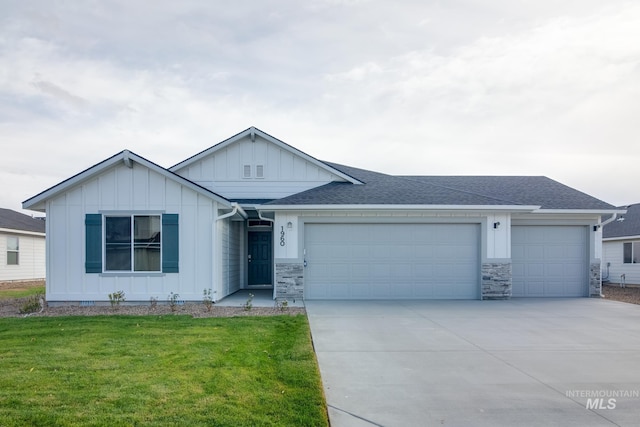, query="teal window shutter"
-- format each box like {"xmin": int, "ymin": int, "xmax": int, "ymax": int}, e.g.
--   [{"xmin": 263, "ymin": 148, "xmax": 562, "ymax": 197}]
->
[
  {"xmin": 162, "ymin": 214, "xmax": 179, "ymax": 273},
  {"xmin": 85, "ymin": 214, "xmax": 102, "ymax": 273}
]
